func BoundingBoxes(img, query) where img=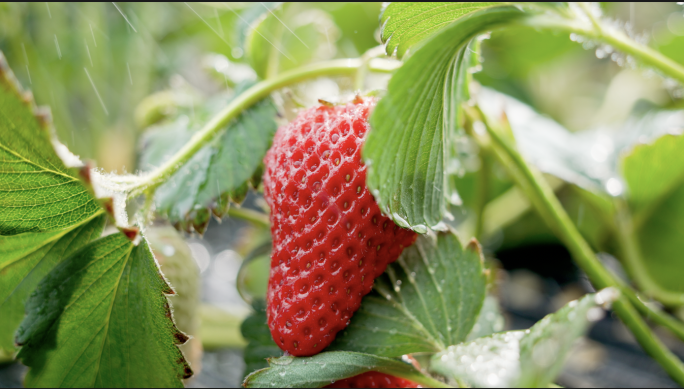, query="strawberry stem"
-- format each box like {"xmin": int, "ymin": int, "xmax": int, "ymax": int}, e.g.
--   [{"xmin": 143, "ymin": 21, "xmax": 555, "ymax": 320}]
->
[{"xmin": 120, "ymin": 58, "xmax": 396, "ymax": 199}]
